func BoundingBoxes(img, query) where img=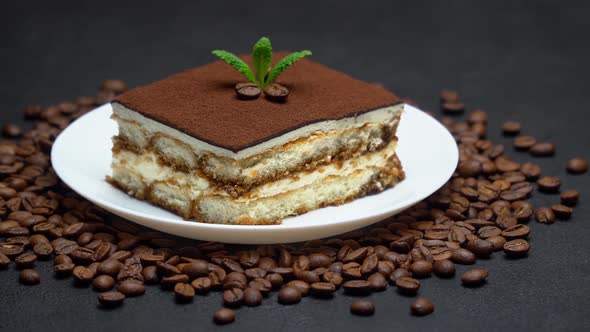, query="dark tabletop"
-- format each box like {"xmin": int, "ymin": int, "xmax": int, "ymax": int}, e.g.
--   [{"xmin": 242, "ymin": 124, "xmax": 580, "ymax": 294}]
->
[{"xmin": 1, "ymin": 1, "xmax": 590, "ymax": 331}]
